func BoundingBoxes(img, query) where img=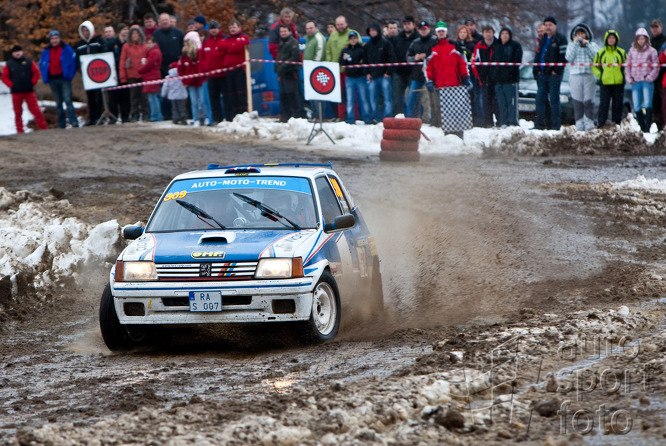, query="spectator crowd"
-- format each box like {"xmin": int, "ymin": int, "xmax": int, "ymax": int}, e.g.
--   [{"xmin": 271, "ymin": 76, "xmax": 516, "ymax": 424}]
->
[{"xmin": 2, "ymin": 10, "xmax": 666, "ymax": 136}]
